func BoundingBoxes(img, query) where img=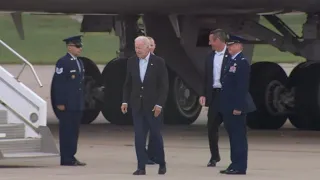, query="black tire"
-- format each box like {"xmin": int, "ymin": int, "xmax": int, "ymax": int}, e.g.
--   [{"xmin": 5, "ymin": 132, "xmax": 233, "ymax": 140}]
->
[
  {"xmin": 247, "ymin": 62, "xmax": 288, "ymax": 129},
  {"xmin": 101, "ymin": 58, "xmax": 133, "ymax": 125},
  {"xmin": 163, "ymin": 68, "xmax": 202, "ymax": 125},
  {"xmin": 79, "ymin": 57, "xmax": 103, "ymax": 124},
  {"xmin": 286, "ymin": 62, "xmax": 311, "ymax": 129},
  {"xmin": 287, "ymin": 61, "xmax": 320, "ymax": 130}
]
